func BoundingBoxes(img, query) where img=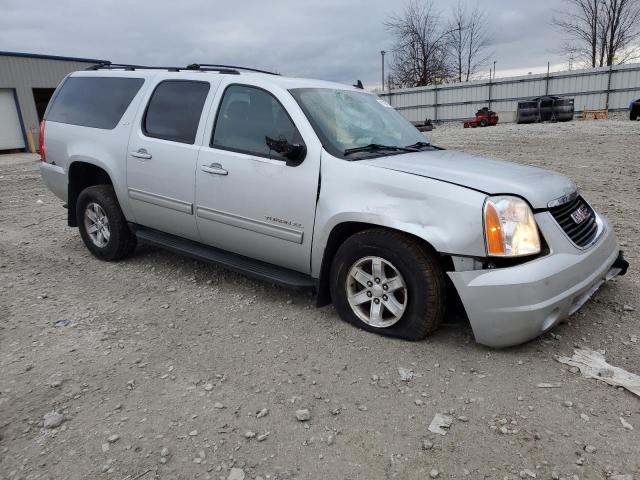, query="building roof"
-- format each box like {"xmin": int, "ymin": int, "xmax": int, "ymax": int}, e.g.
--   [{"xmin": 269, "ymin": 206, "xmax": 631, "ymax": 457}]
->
[{"xmin": 0, "ymin": 51, "xmax": 108, "ymax": 64}]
